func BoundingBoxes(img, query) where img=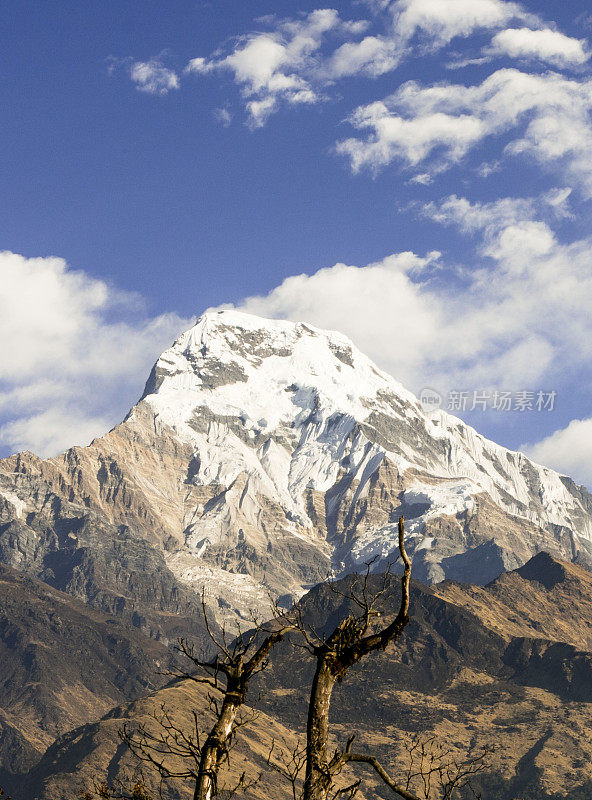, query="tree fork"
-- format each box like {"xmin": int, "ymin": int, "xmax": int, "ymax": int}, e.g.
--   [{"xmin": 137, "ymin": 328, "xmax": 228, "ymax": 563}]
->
[{"xmin": 302, "ymin": 517, "xmax": 411, "ymax": 800}]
